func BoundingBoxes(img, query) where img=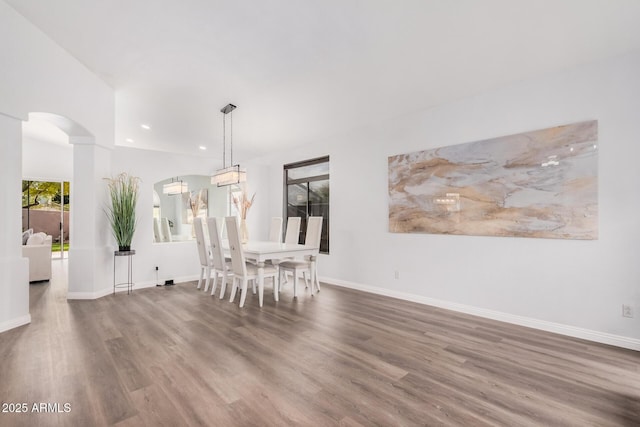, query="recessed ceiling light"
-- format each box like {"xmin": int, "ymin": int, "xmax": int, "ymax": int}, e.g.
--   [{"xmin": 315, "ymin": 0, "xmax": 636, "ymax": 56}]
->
[
  {"xmin": 199, "ymin": 146, "xmax": 207, "ymax": 150},
  {"xmin": 125, "ymin": 138, "xmax": 134, "ymax": 143},
  {"xmin": 141, "ymin": 124, "xmax": 151, "ymax": 130}
]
